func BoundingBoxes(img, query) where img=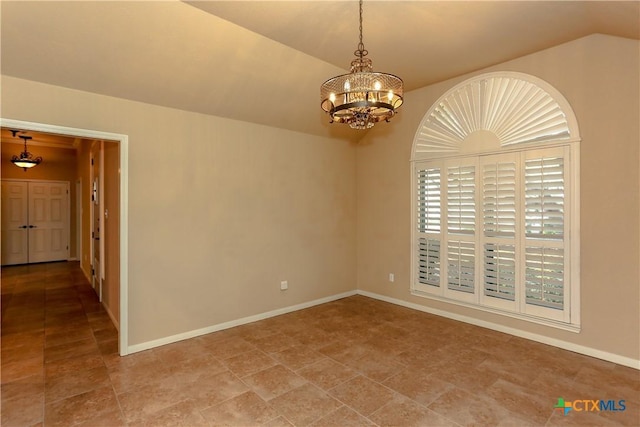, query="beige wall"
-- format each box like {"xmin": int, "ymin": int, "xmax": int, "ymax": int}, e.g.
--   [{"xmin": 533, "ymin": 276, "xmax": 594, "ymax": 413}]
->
[
  {"xmin": 0, "ymin": 76, "xmax": 357, "ymax": 346},
  {"xmin": 356, "ymin": 34, "xmax": 640, "ymax": 361},
  {"xmin": 1, "ymin": 143, "xmax": 78, "ymax": 259}
]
